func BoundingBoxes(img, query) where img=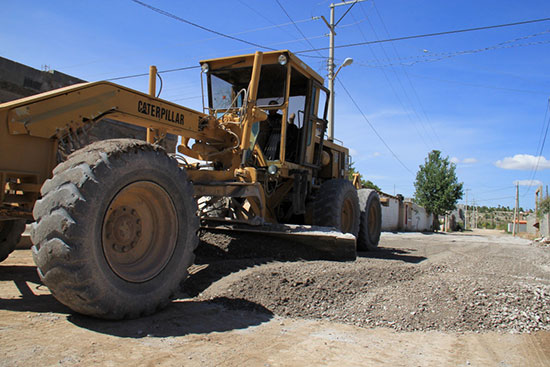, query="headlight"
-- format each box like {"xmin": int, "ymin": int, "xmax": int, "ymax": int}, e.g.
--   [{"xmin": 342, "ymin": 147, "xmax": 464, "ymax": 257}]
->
[
  {"xmin": 267, "ymin": 164, "xmax": 279, "ymax": 175},
  {"xmin": 201, "ymin": 63, "xmax": 210, "ymax": 73},
  {"xmin": 278, "ymin": 54, "xmax": 288, "ymax": 66}
]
